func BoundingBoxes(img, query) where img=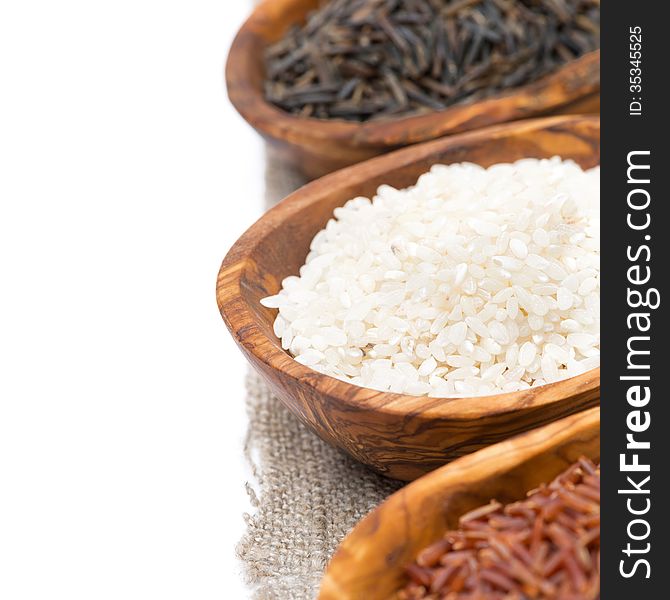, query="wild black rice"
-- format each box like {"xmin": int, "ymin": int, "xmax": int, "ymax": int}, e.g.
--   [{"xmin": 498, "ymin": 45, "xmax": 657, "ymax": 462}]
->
[{"xmin": 264, "ymin": 0, "xmax": 600, "ymax": 122}]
